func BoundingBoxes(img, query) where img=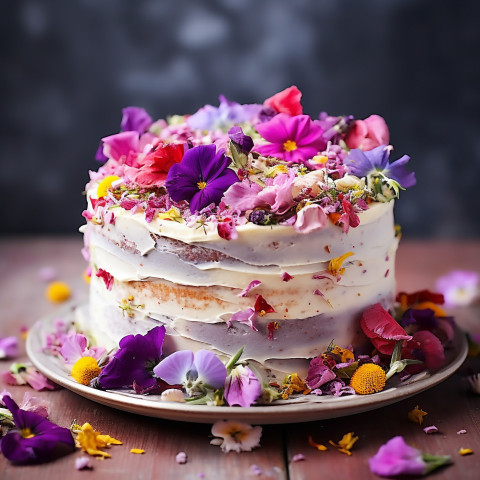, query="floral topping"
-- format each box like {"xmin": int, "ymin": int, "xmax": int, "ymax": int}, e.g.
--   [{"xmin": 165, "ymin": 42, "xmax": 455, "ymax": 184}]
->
[
  {"xmin": 344, "ymin": 114, "xmax": 389, "ymax": 151},
  {"xmin": 96, "ymin": 175, "xmax": 120, "ymax": 198},
  {"xmin": 280, "ymin": 373, "xmax": 310, "ymax": 399},
  {"xmin": 408, "ymin": 405, "xmax": 428, "ymax": 425},
  {"xmin": 98, "ymin": 326, "xmax": 165, "ymax": 390},
  {"xmin": 72, "ymin": 422, "xmax": 122, "ymax": 458},
  {"xmin": 165, "ymin": 144, "xmax": 238, "ymax": 213},
  {"xmin": 70, "ymin": 357, "xmax": 102, "ymax": 386},
  {"xmin": 349, "ymin": 363, "xmax": 386, "ymax": 395},
  {"xmin": 210, "ymin": 420, "xmax": 262, "ymax": 453},
  {"xmin": 224, "ymin": 365, "xmax": 262, "ymax": 408},
  {"xmin": 95, "ymin": 268, "xmax": 114, "ymax": 290},
  {"xmin": 267, "ymin": 321, "xmax": 279, "ymax": 340},
  {"xmin": 369, "ymin": 436, "xmax": 451, "ymax": 477},
  {"xmin": 237, "ymin": 280, "xmax": 262, "ymax": 297},
  {"xmin": 120, "ymin": 106, "xmax": 152, "ymax": 134},
  {"xmin": 75, "ymin": 456, "xmax": 93, "ymax": 470},
  {"xmin": 1, "ymin": 395, "xmax": 74, "ymax": 464},
  {"xmin": 255, "ymin": 114, "xmax": 326, "ymax": 164},
  {"xmin": 328, "ymin": 251, "xmax": 354, "ymax": 278},
  {"xmin": 263, "ymin": 85, "xmax": 303, "ymax": 116},
  {"xmin": 281, "ymin": 272, "xmax": 294, "ymax": 282}
]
